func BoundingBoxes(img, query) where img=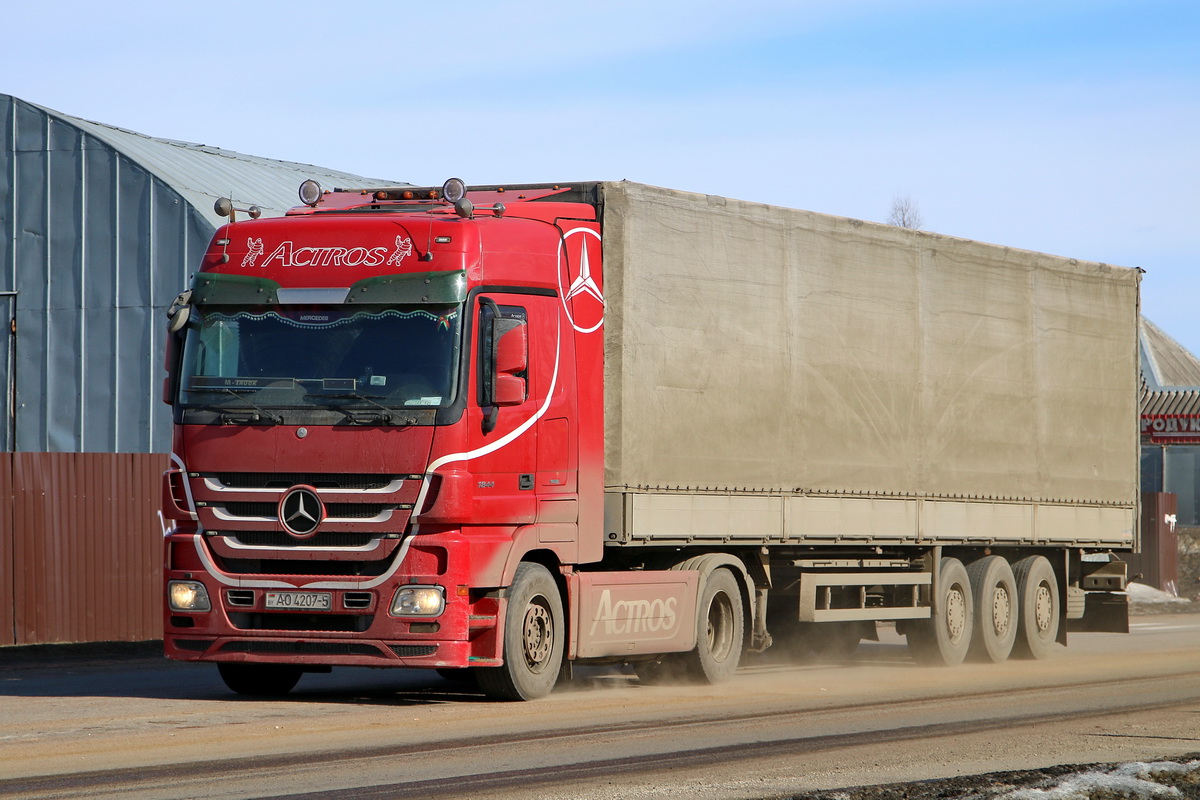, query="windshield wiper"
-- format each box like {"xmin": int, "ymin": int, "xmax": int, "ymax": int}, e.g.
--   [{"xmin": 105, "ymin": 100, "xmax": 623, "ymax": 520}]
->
[
  {"xmin": 302, "ymin": 392, "xmax": 415, "ymax": 426},
  {"xmin": 214, "ymin": 388, "xmax": 283, "ymax": 426}
]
